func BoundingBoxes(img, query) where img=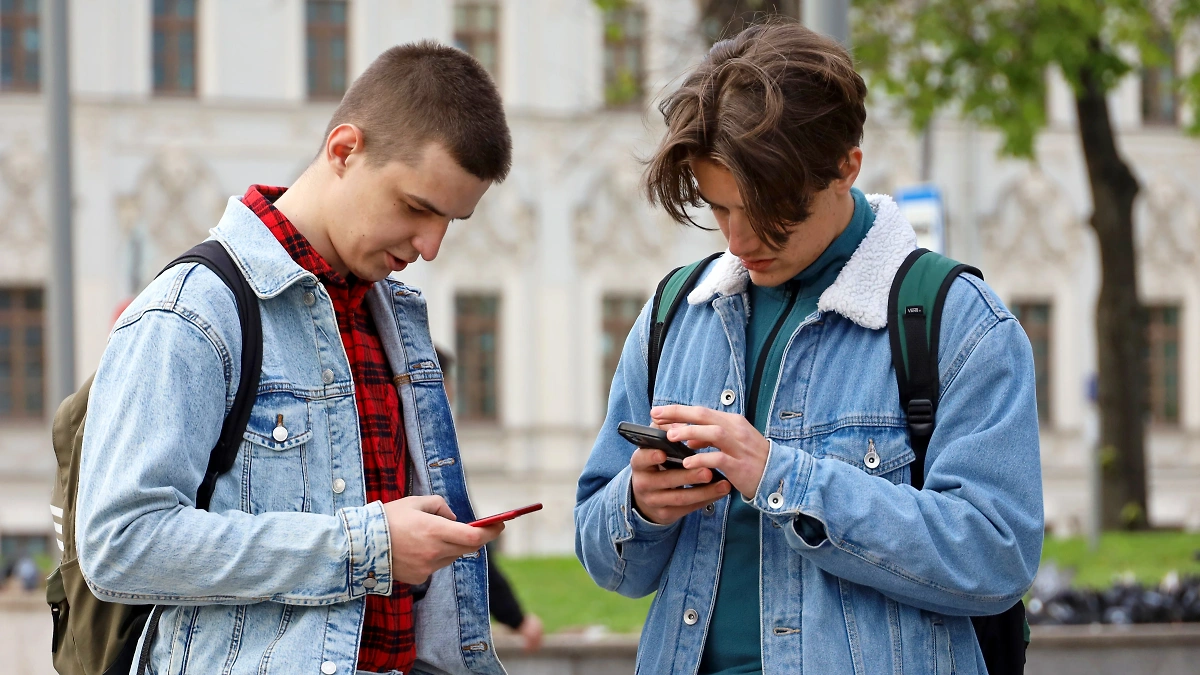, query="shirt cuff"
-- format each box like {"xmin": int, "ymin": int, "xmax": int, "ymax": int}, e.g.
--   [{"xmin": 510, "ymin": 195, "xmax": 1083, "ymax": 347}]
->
[{"xmin": 339, "ymin": 500, "xmax": 392, "ymax": 597}]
